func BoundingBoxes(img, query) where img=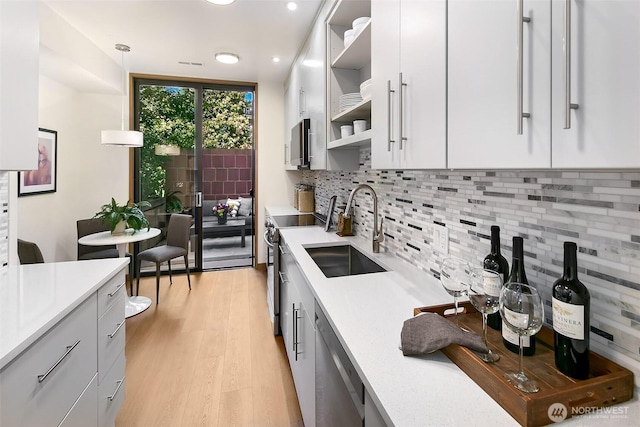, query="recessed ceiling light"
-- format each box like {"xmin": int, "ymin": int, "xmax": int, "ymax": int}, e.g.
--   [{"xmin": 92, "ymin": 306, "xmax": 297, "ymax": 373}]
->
[
  {"xmin": 272, "ymin": 57, "xmax": 281, "ymax": 63},
  {"xmin": 206, "ymin": 0, "xmax": 236, "ymax": 5},
  {"xmin": 286, "ymin": 2, "xmax": 298, "ymax": 11},
  {"xmin": 215, "ymin": 52, "xmax": 239, "ymax": 64}
]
